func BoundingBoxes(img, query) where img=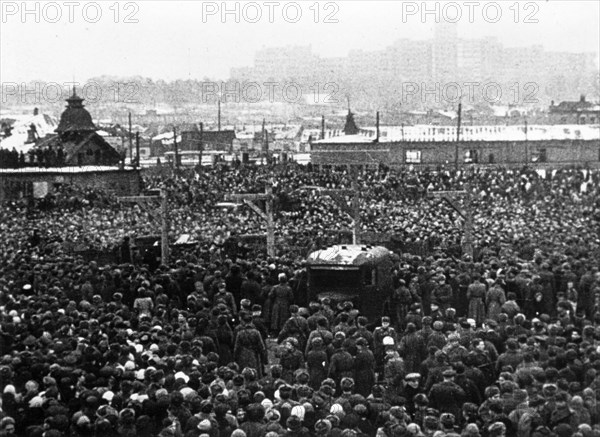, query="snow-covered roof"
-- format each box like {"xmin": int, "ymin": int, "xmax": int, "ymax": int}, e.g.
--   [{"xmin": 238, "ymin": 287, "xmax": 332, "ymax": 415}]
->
[
  {"xmin": 0, "ymin": 113, "xmax": 59, "ymax": 153},
  {"xmin": 0, "ymin": 165, "xmax": 132, "ymax": 174},
  {"xmin": 313, "ymin": 124, "xmax": 600, "ymax": 143},
  {"xmin": 152, "ymin": 131, "xmax": 182, "ymax": 144}
]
